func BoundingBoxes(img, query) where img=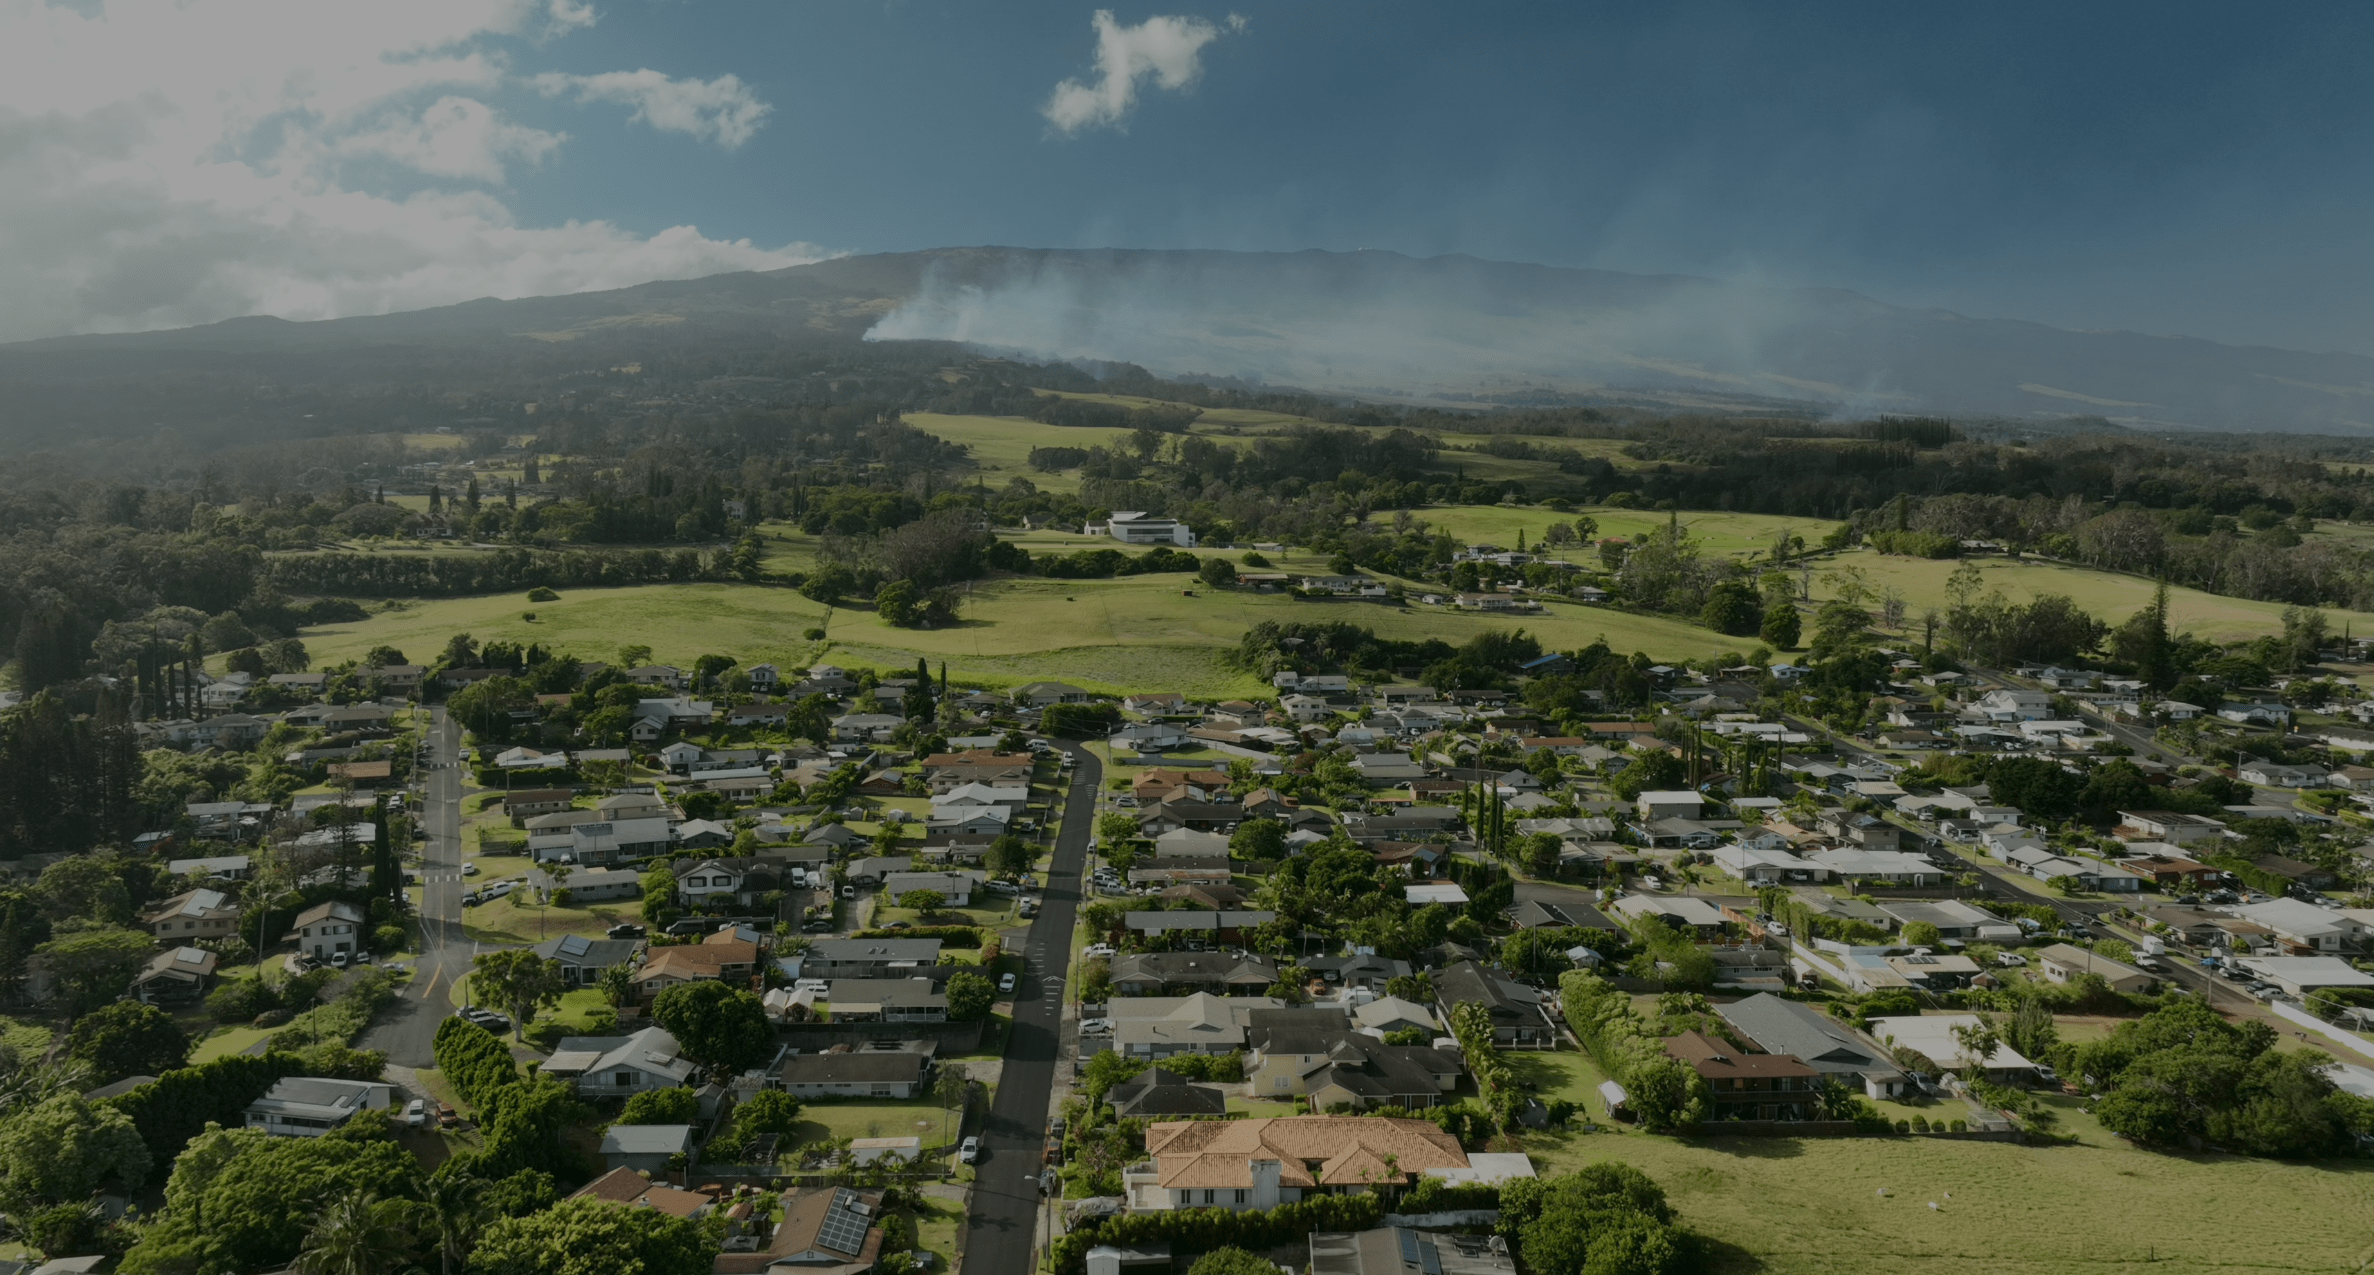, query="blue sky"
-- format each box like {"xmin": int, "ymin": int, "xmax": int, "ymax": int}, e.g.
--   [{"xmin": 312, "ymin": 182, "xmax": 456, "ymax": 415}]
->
[{"xmin": 8, "ymin": 1, "xmax": 2374, "ymax": 353}]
